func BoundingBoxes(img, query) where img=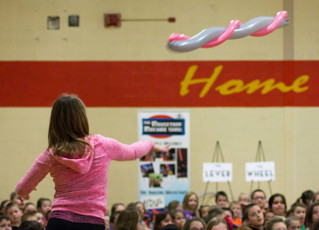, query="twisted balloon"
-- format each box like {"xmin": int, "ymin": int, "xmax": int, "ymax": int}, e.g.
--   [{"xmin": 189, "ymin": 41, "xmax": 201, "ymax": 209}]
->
[{"xmin": 168, "ymin": 11, "xmax": 289, "ymax": 52}]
